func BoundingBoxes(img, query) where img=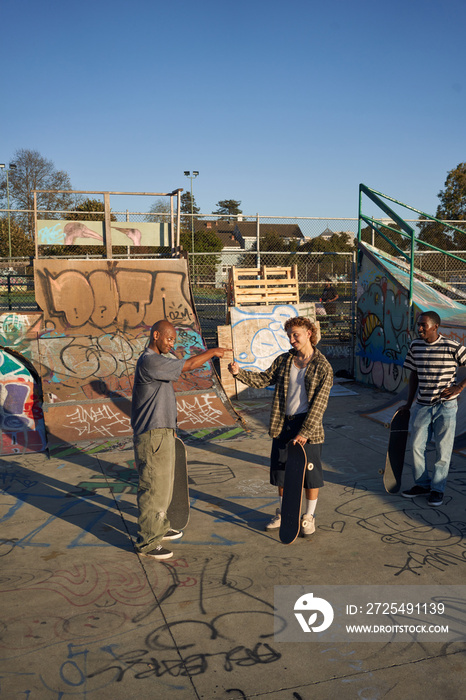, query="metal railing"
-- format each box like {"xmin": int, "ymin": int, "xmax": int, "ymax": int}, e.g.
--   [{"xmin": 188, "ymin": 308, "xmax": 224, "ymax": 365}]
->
[{"xmin": 358, "ymin": 184, "xmax": 466, "ymax": 323}]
